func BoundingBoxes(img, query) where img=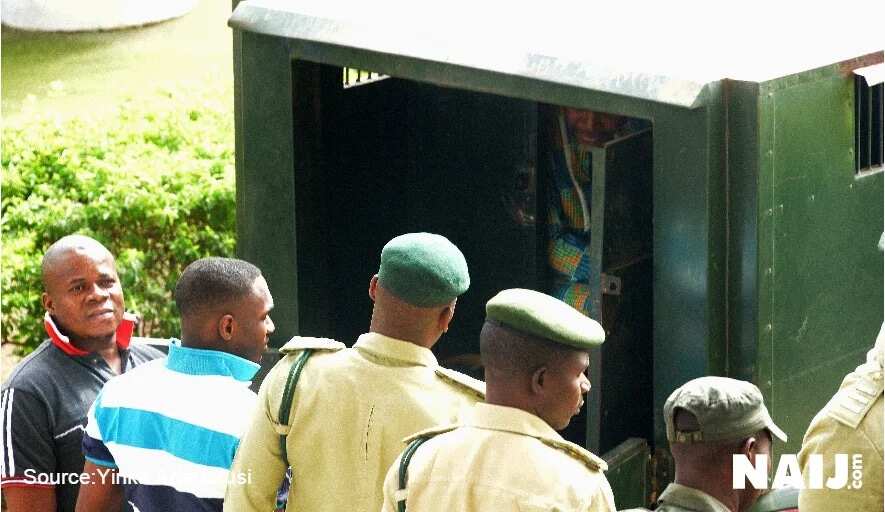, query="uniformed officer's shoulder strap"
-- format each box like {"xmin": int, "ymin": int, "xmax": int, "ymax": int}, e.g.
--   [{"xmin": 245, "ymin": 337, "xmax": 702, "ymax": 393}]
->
[
  {"xmin": 274, "ymin": 337, "xmax": 344, "ymax": 463},
  {"xmin": 540, "ymin": 437, "xmax": 608, "ymax": 472},
  {"xmin": 279, "ymin": 335, "xmax": 345, "ymax": 354},
  {"xmin": 433, "ymin": 366, "xmax": 486, "ymax": 400},
  {"xmin": 403, "ymin": 423, "xmax": 460, "ymax": 444},
  {"xmin": 396, "ymin": 426, "xmax": 458, "ymax": 512},
  {"xmin": 827, "ymin": 369, "xmax": 884, "ymax": 429}
]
